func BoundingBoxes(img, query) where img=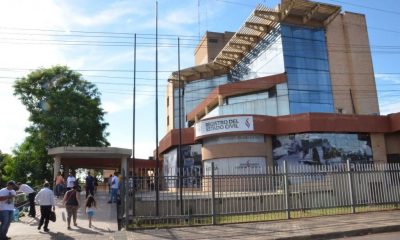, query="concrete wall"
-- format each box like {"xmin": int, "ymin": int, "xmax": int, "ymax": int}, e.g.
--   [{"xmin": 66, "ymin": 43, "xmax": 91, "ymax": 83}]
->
[
  {"xmin": 371, "ymin": 133, "xmax": 388, "ymax": 163},
  {"xmin": 326, "ymin": 12, "xmax": 379, "ymax": 115},
  {"xmin": 265, "ymin": 135, "xmax": 274, "ymax": 167},
  {"xmin": 202, "ymin": 142, "xmax": 268, "ymax": 160},
  {"xmin": 385, "ymin": 133, "xmax": 400, "ymax": 155},
  {"xmin": 194, "ymin": 32, "xmax": 234, "ymax": 66}
]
